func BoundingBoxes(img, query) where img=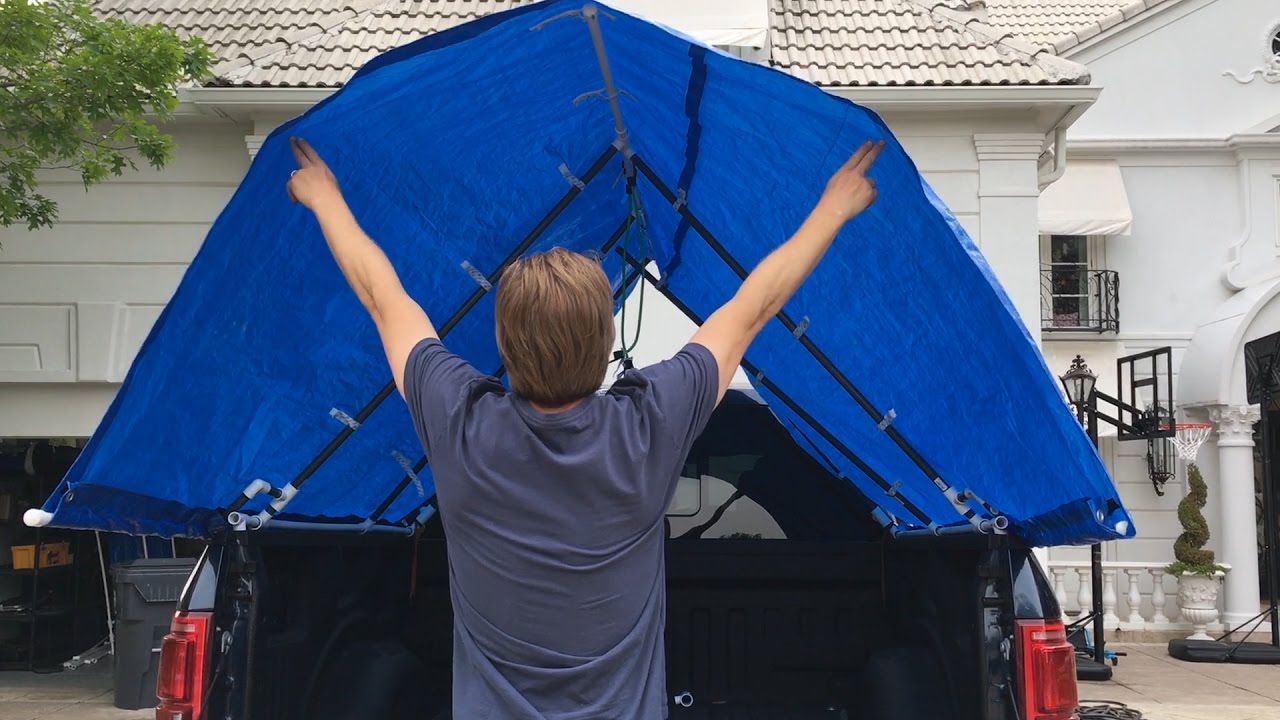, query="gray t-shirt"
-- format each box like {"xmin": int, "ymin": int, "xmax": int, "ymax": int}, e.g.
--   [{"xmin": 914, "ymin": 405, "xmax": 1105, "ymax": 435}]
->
[{"xmin": 403, "ymin": 338, "xmax": 719, "ymax": 720}]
